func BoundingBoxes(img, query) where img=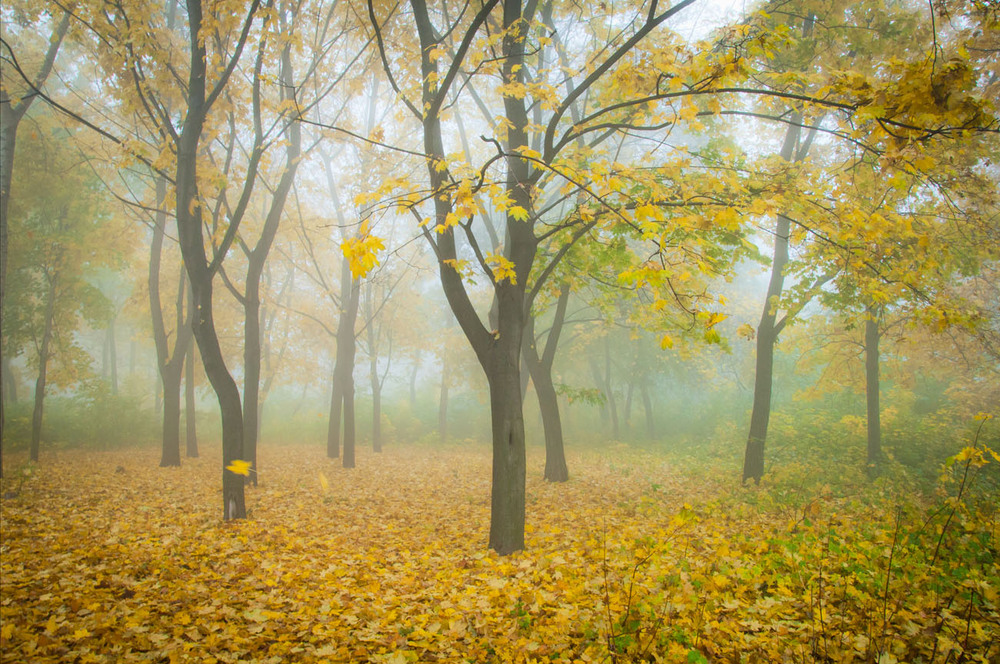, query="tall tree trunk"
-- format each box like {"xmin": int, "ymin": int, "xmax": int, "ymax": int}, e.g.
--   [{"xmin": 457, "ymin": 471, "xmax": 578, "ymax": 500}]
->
[
  {"xmin": 865, "ymin": 306, "xmax": 882, "ymax": 475},
  {"xmin": 240, "ymin": 32, "xmax": 301, "ymax": 487},
  {"xmin": 185, "ymin": 335, "xmax": 199, "ymax": 458},
  {"xmin": 742, "ymin": 118, "xmax": 802, "ymax": 485},
  {"xmin": 327, "ymin": 365, "xmax": 342, "ymax": 459},
  {"xmin": 30, "ymin": 273, "xmax": 58, "ymax": 462},
  {"xmin": 329, "ymin": 259, "xmax": 360, "ymax": 467},
  {"xmin": 485, "ymin": 327, "xmax": 528, "ymax": 555},
  {"xmin": 174, "ymin": 0, "xmax": 259, "ymax": 521},
  {"xmin": 0, "ymin": 9, "xmax": 69, "ymax": 478},
  {"xmin": 342, "ymin": 365, "xmax": 357, "ymax": 469},
  {"xmin": 150, "ymin": 178, "xmax": 191, "ymax": 468},
  {"xmin": 159, "ymin": 361, "xmax": 184, "ymax": 467},
  {"xmin": 523, "ymin": 283, "xmax": 570, "ymax": 482}
]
